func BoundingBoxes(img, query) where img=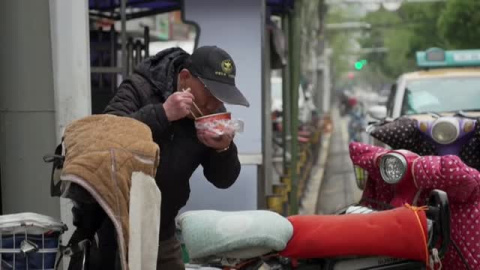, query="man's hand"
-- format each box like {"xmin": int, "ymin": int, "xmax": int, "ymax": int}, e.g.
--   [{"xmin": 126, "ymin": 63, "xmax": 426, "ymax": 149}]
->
[
  {"xmin": 163, "ymin": 90, "xmax": 194, "ymax": 122},
  {"xmin": 197, "ymin": 129, "xmax": 234, "ymax": 151}
]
